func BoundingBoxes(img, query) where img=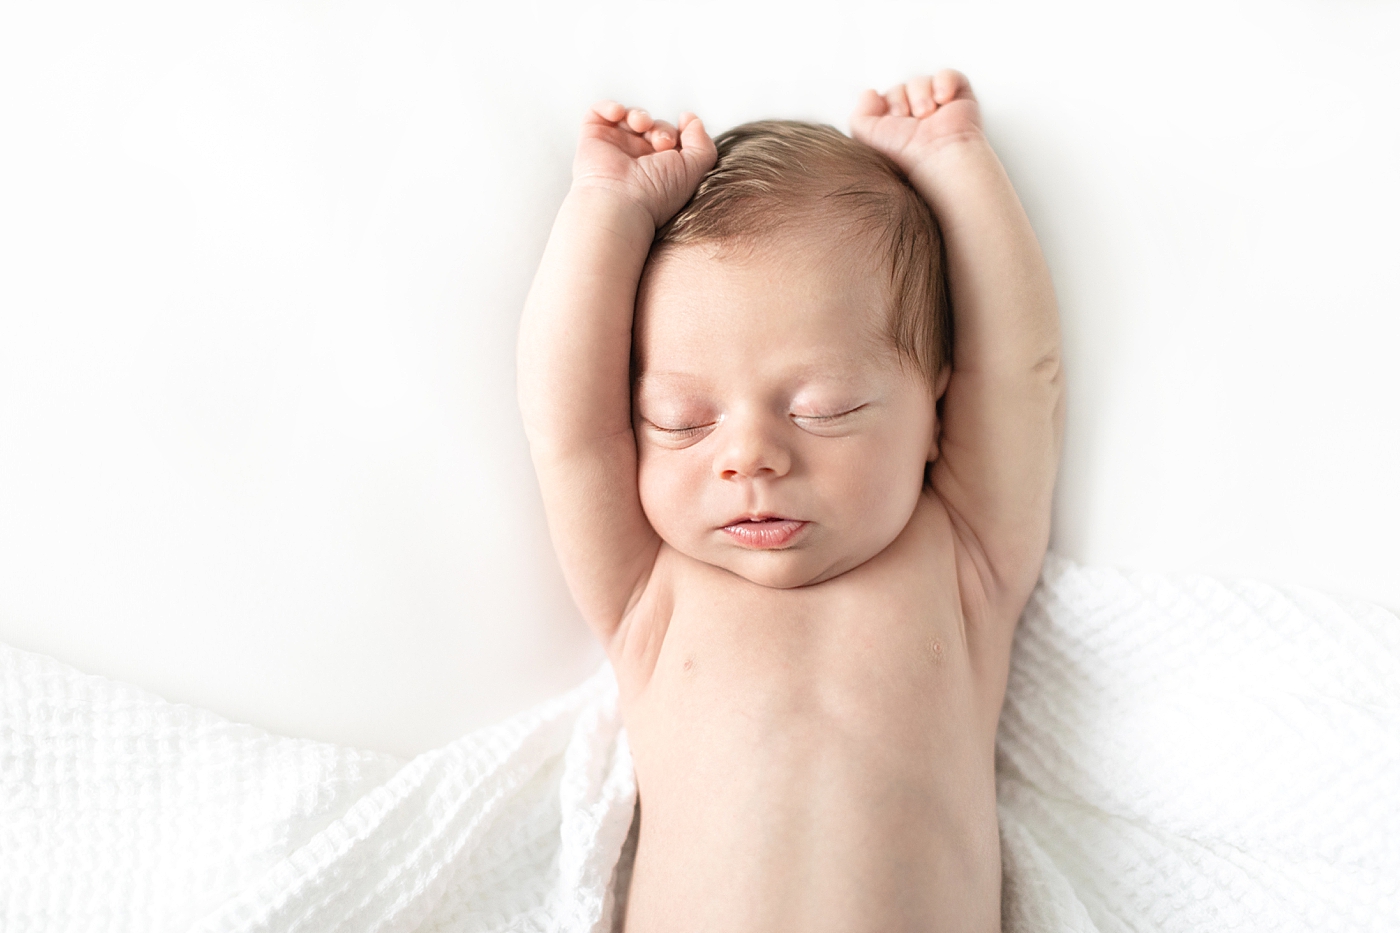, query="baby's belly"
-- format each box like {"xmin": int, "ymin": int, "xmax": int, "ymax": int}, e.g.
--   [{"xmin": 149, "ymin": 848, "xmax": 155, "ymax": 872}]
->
[{"xmin": 618, "ymin": 590, "xmax": 1003, "ymax": 933}]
